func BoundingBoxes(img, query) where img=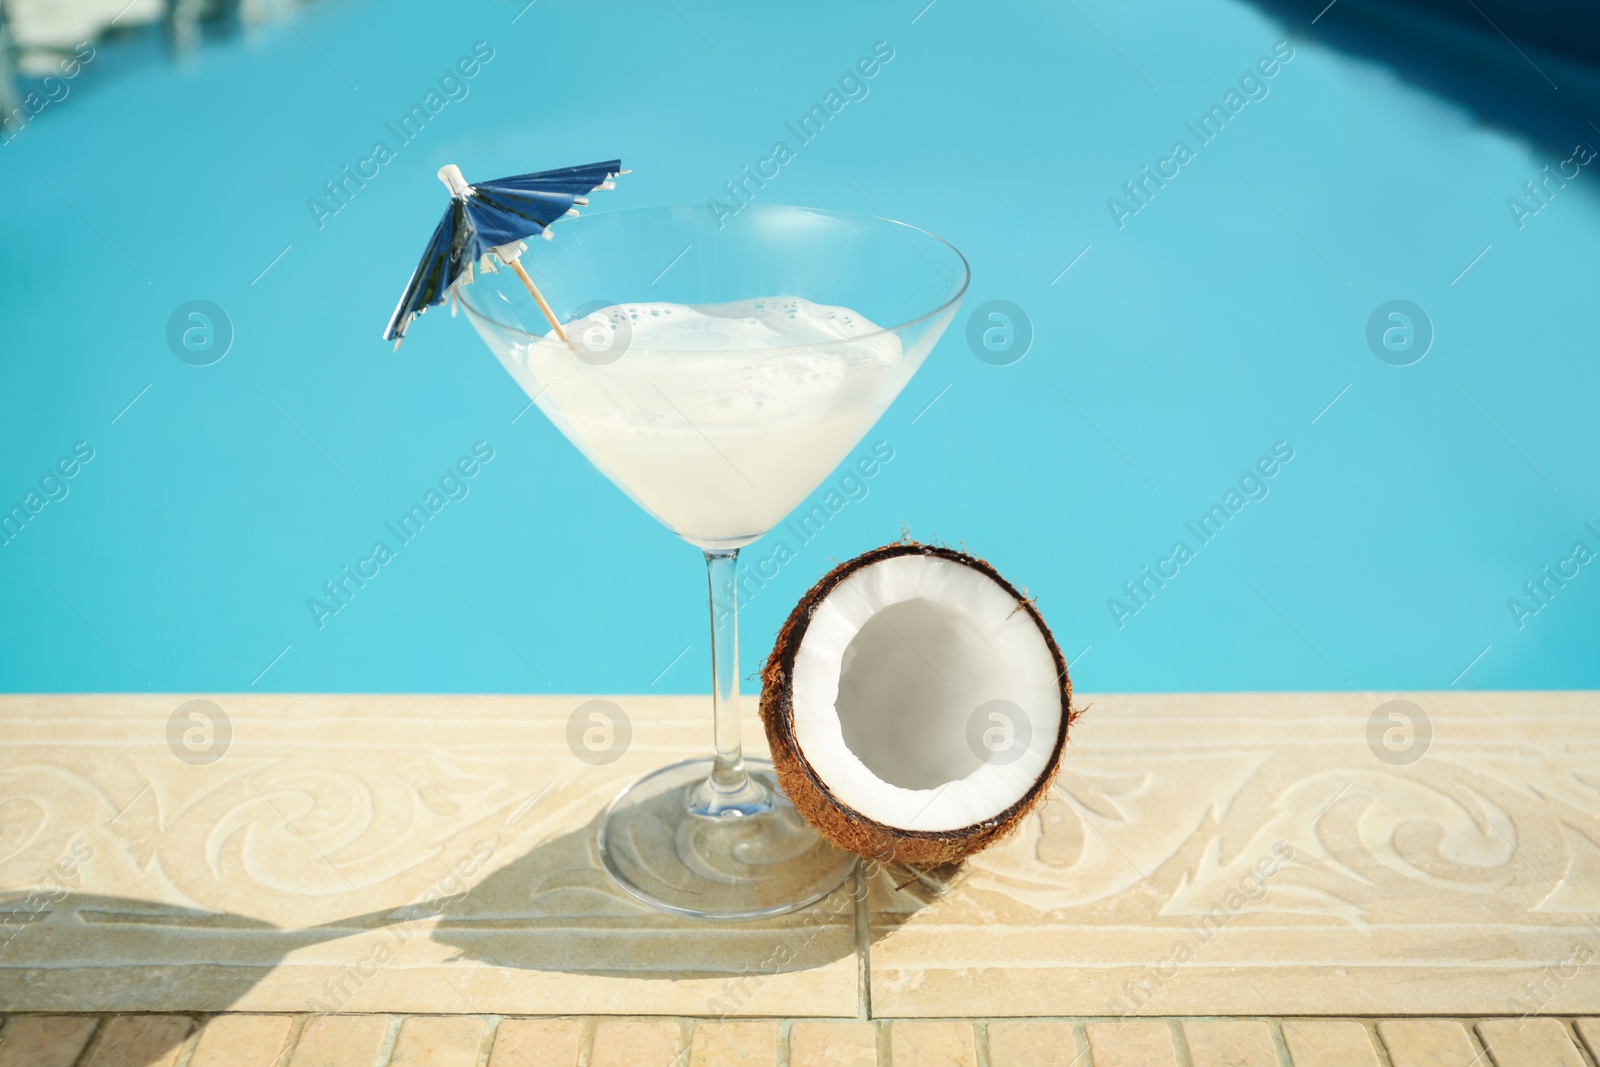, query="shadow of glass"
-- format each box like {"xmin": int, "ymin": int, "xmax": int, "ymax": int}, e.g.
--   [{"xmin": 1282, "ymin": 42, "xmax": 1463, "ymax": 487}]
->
[
  {"xmin": 422, "ymin": 811, "xmax": 956, "ymax": 981},
  {"xmin": 1, "ymin": 892, "xmax": 289, "ymax": 1013},
  {"xmin": 0, "ymin": 820, "xmax": 959, "ymax": 1018}
]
